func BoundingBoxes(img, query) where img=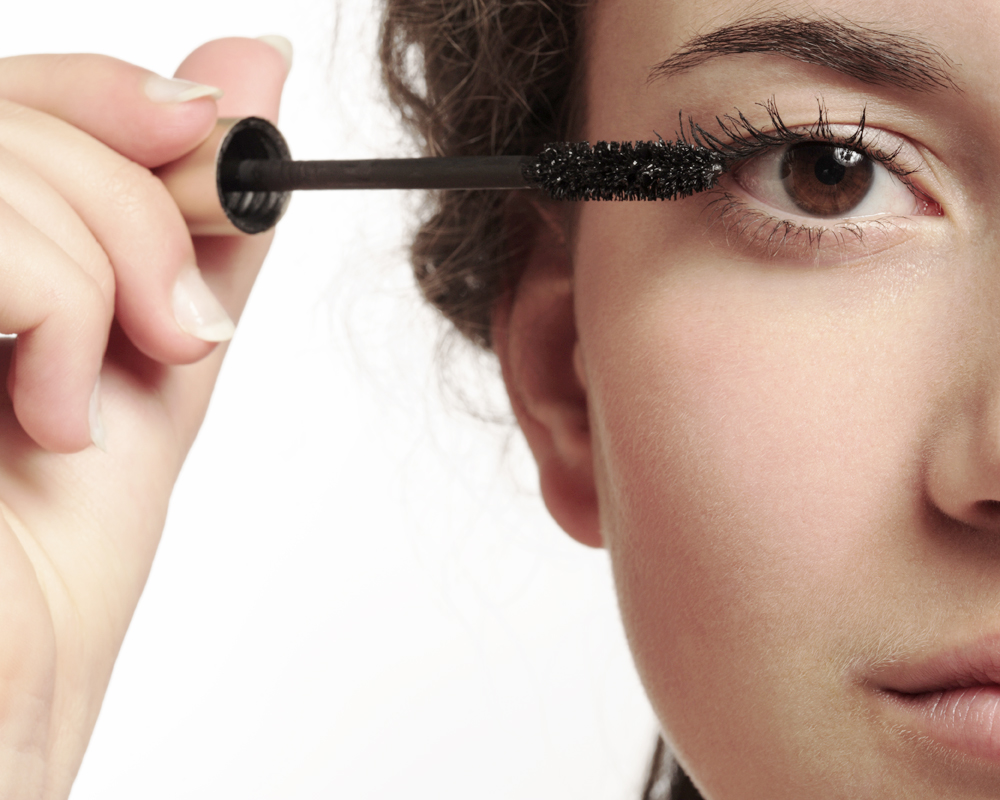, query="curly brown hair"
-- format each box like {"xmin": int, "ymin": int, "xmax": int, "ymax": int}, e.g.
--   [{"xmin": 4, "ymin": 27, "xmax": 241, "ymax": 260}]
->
[
  {"xmin": 378, "ymin": 0, "xmax": 586, "ymax": 350},
  {"xmin": 378, "ymin": 2, "xmax": 706, "ymax": 798}
]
